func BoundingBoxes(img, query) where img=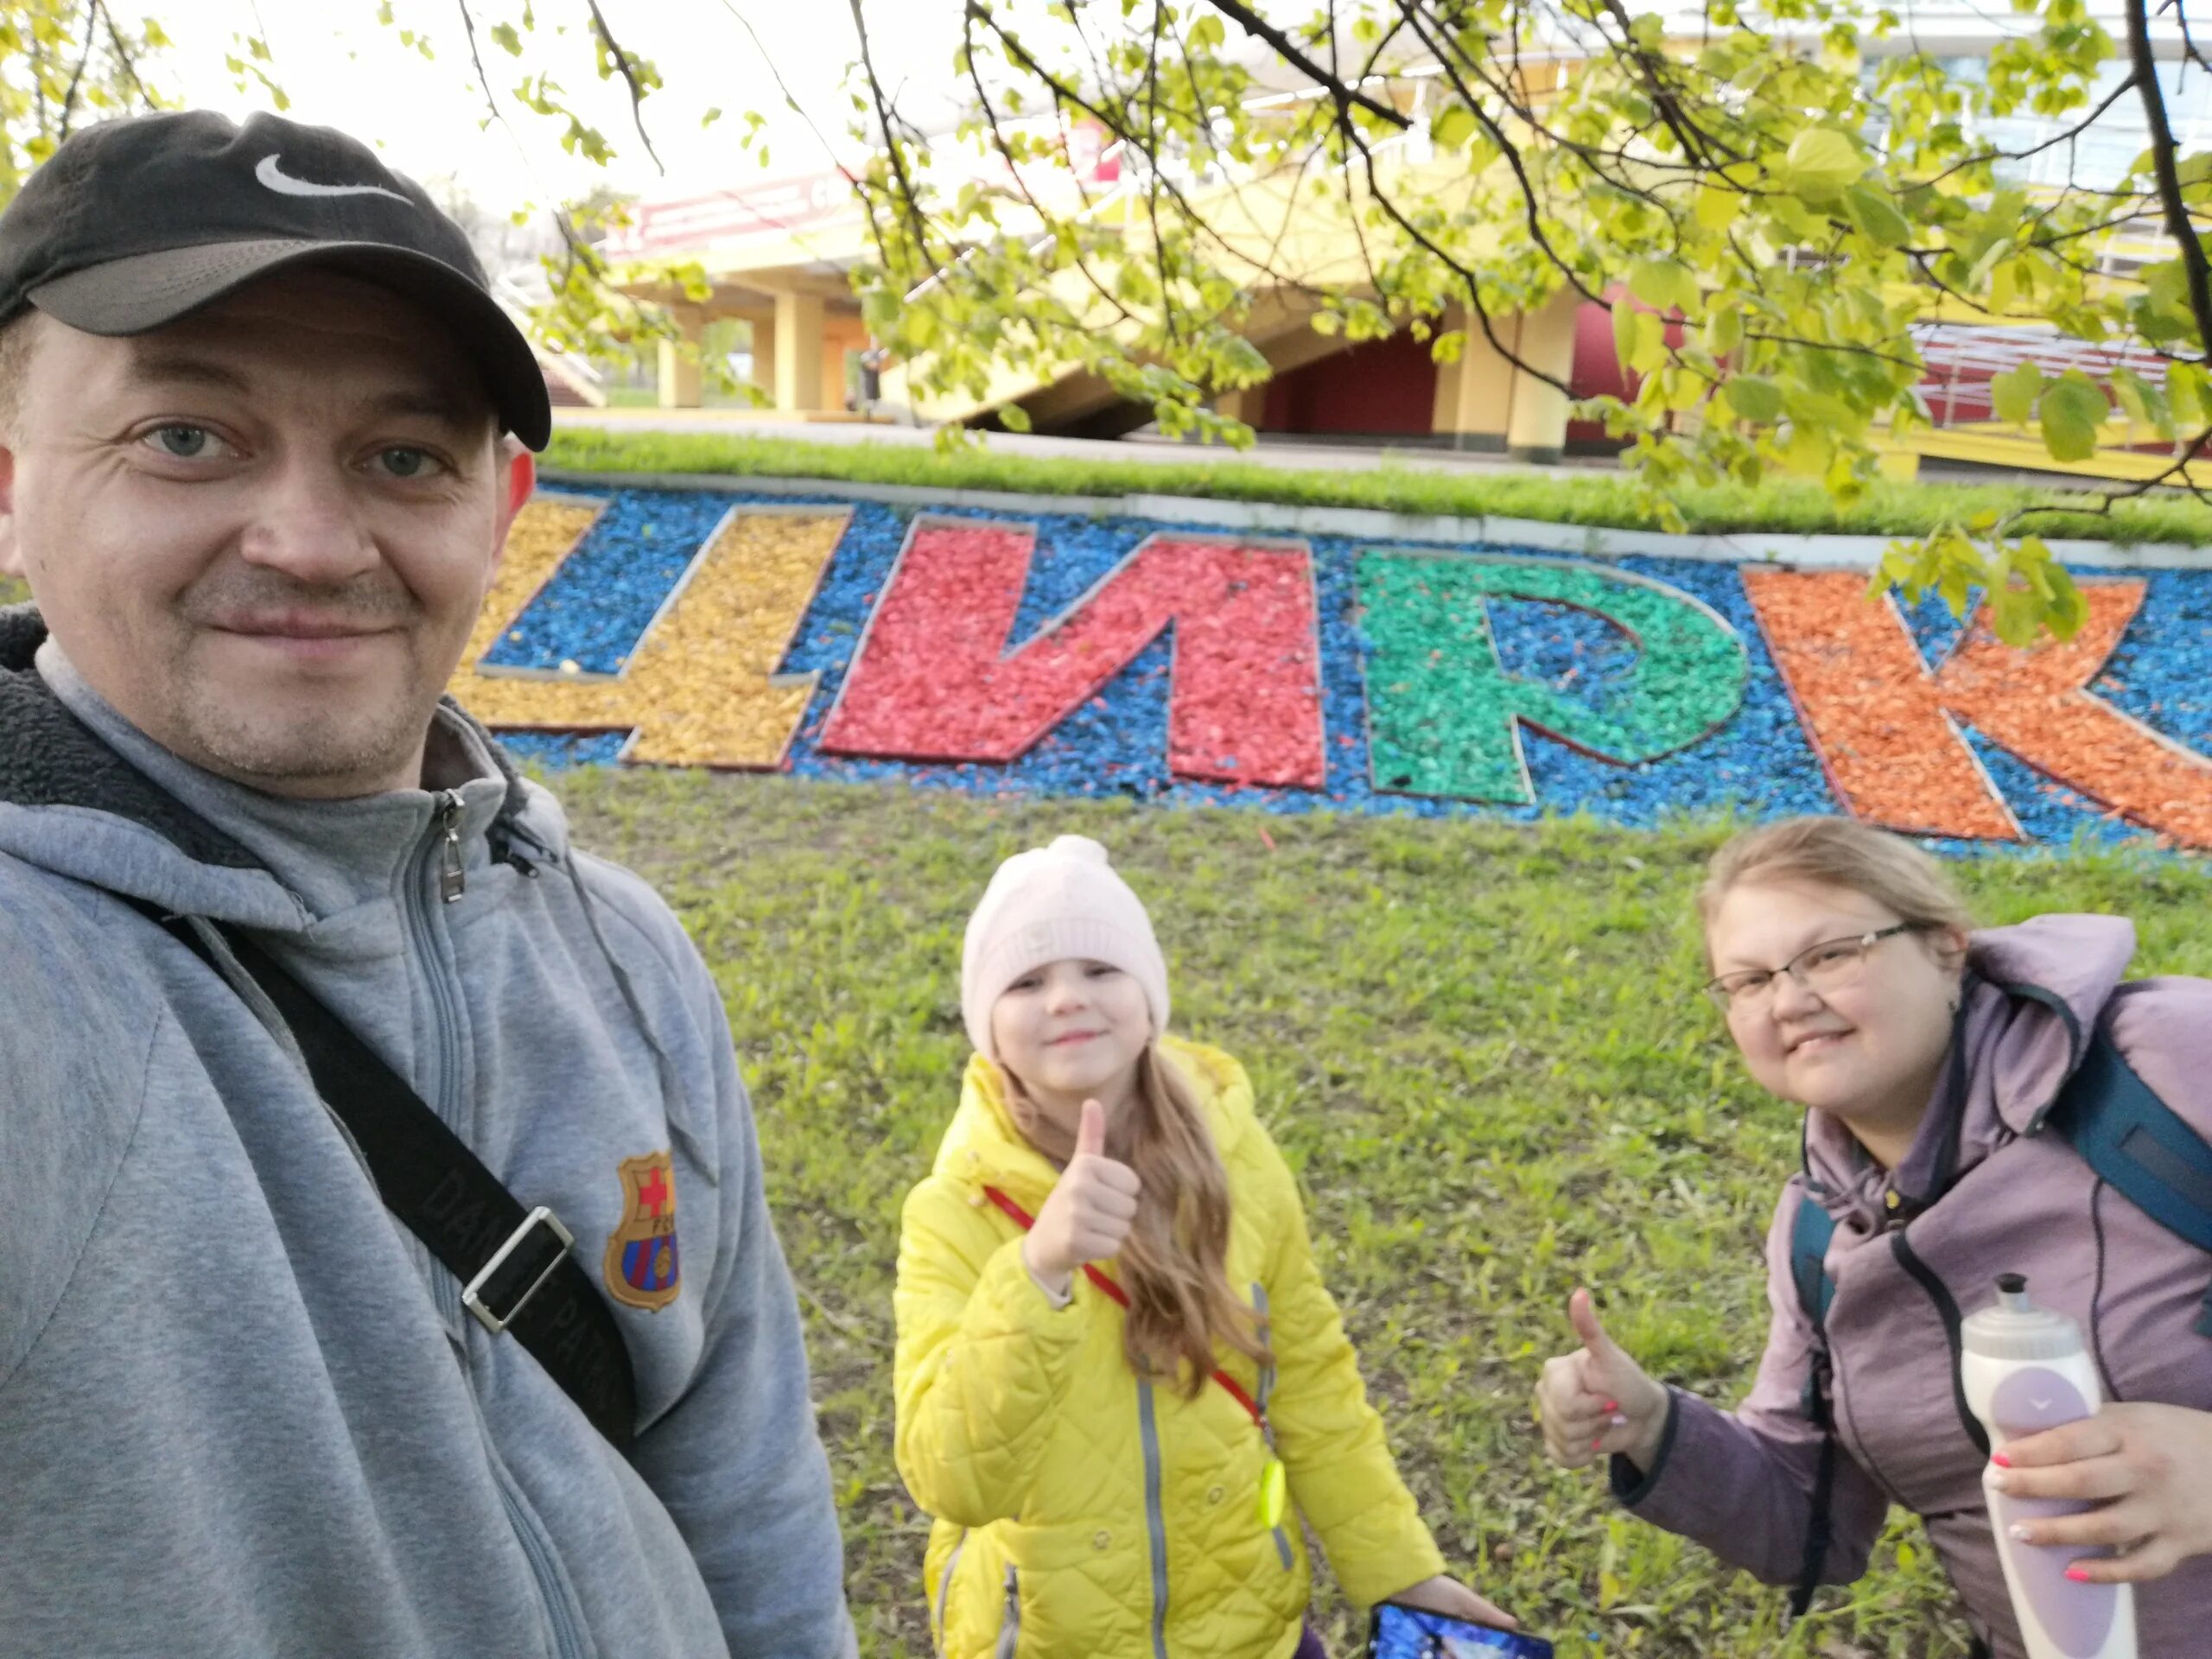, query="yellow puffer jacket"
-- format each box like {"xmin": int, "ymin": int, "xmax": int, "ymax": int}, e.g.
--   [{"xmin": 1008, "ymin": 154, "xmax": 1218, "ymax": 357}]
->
[{"xmin": 894, "ymin": 1038, "xmax": 1446, "ymax": 1658}]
